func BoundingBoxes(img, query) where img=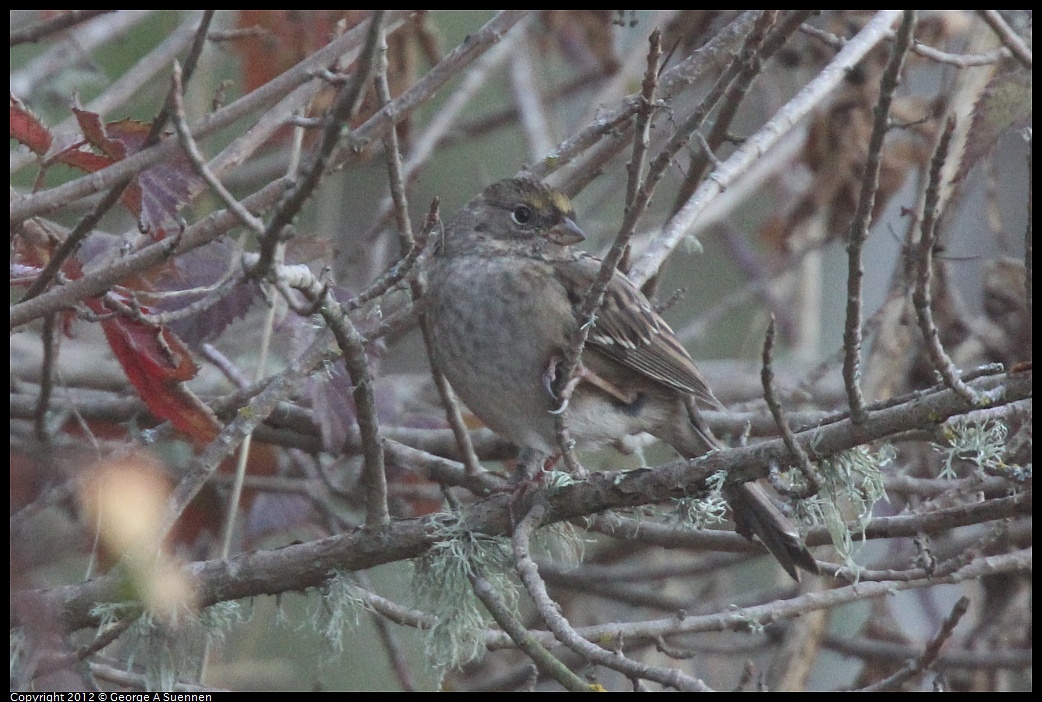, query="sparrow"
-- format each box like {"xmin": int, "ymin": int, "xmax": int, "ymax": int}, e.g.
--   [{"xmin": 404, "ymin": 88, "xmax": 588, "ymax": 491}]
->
[{"xmin": 426, "ymin": 177, "xmax": 817, "ymax": 579}]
